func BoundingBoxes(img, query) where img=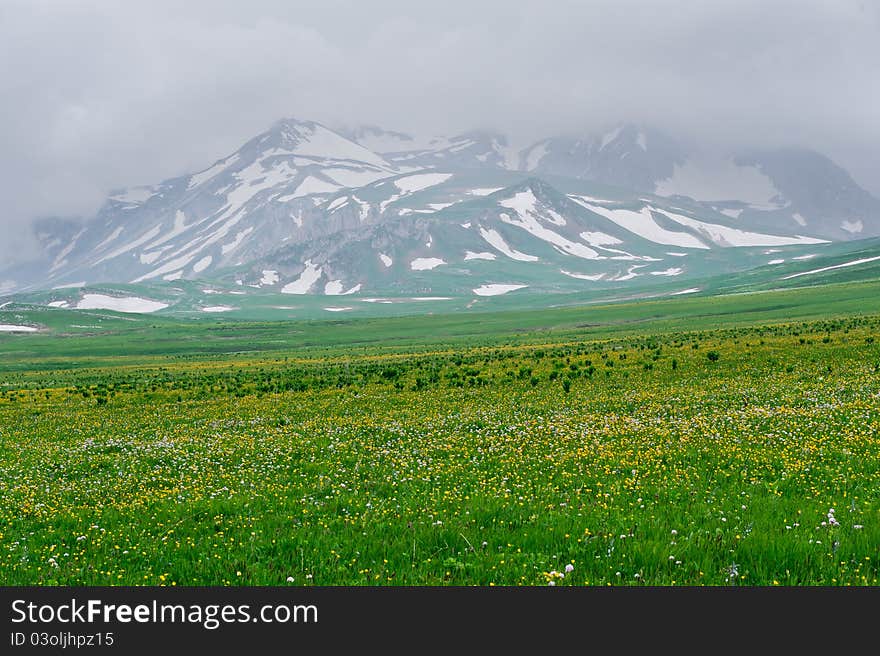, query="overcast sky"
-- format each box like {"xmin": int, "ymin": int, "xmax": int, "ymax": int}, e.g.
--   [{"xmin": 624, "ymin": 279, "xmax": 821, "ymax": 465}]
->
[{"xmin": 1, "ymin": 0, "xmax": 878, "ymax": 262}]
